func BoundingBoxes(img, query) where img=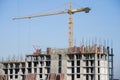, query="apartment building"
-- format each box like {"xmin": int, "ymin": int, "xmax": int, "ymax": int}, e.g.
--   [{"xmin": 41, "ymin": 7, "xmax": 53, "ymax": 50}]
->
[{"xmin": 0, "ymin": 43, "xmax": 113, "ymax": 80}]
